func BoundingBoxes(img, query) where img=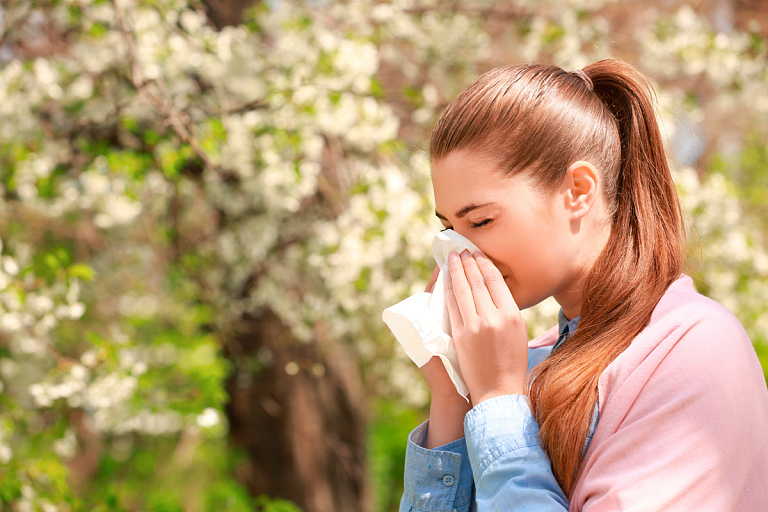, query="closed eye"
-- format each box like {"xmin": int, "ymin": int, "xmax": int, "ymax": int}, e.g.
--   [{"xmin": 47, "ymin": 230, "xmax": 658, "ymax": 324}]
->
[{"xmin": 471, "ymin": 219, "xmax": 493, "ymax": 228}]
